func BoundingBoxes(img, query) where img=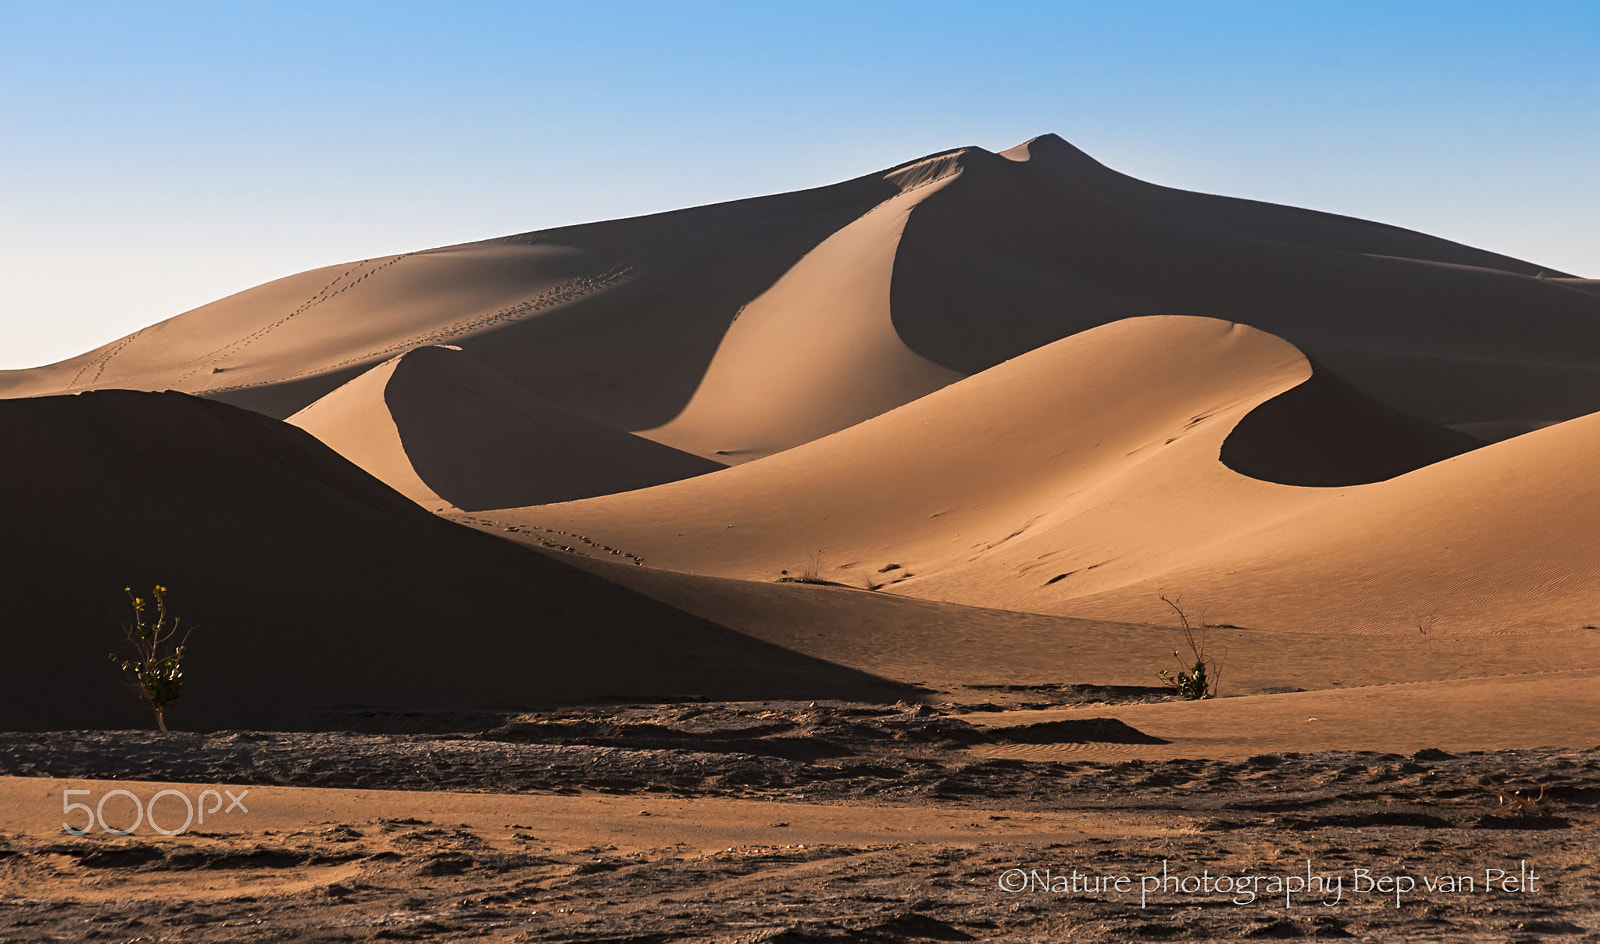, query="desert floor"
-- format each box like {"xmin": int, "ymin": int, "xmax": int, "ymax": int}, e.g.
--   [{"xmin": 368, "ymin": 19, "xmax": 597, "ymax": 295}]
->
[
  {"xmin": 1, "ymin": 697, "xmax": 1595, "ymax": 943},
  {"xmin": 5, "ymin": 133, "xmax": 1599, "ymax": 942}
]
